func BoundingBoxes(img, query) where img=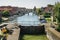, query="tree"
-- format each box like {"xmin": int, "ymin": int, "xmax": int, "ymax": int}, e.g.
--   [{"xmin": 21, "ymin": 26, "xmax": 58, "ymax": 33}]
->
[
  {"xmin": 33, "ymin": 6, "xmax": 36, "ymax": 11},
  {"xmin": 54, "ymin": 2, "xmax": 60, "ymax": 32},
  {"xmin": 44, "ymin": 13, "xmax": 51, "ymax": 18},
  {"xmin": 53, "ymin": 2, "xmax": 60, "ymax": 22},
  {"xmin": 56, "ymin": 8, "xmax": 60, "ymax": 32},
  {"xmin": 38, "ymin": 9, "xmax": 42, "ymax": 15},
  {"xmin": 2, "ymin": 10, "xmax": 10, "ymax": 17},
  {"xmin": 33, "ymin": 6, "xmax": 37, "ymax": 15}
]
